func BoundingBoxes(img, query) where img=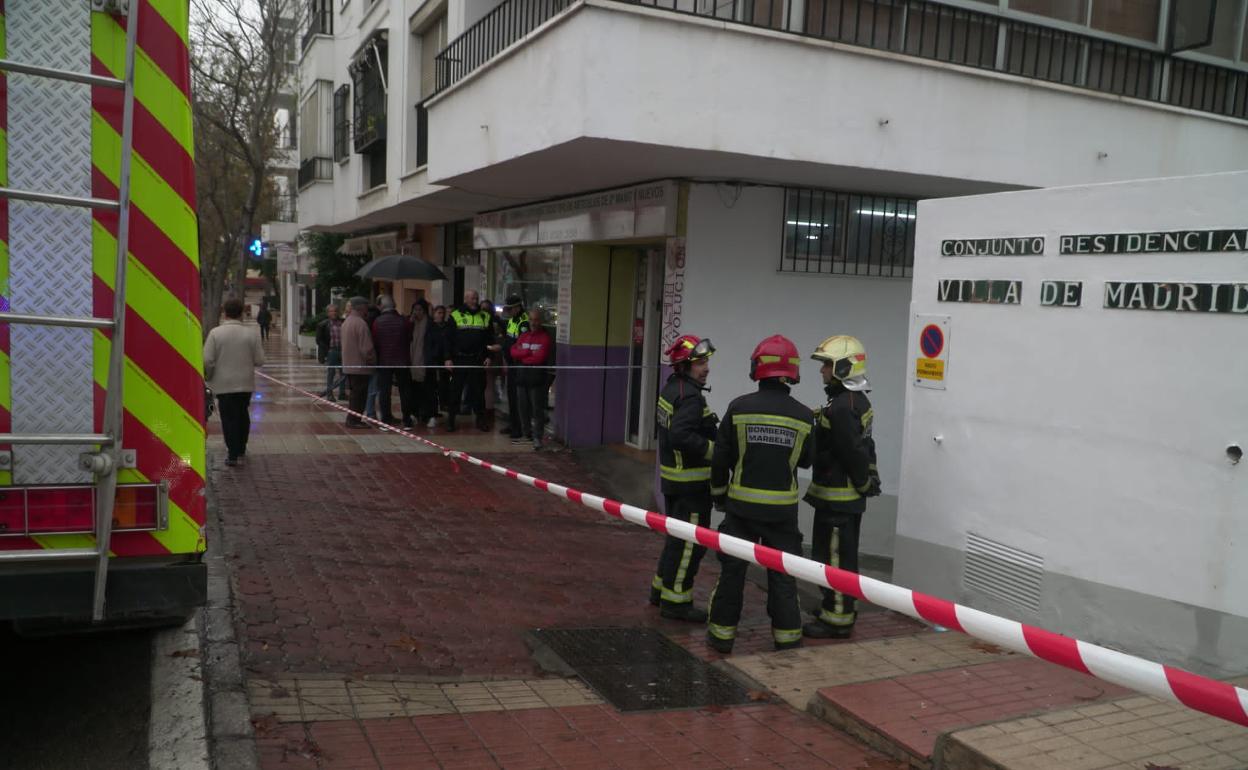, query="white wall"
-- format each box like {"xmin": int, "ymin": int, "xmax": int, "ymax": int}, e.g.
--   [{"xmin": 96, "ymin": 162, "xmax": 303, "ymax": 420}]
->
[
  {"xmin": 682, "ymin": 184, "xmax": 912, "ymax": 553},
  {"xmin": 298, "ymin": 0, "xmax": 438, "ymax": 230},
  {"xmin": 429, "ymin": 2, "xmax": 1248, "ymax": 194},
  {"xmin": 897, "ymin": 172, "xmax": 1248, "ymax": 621}
]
